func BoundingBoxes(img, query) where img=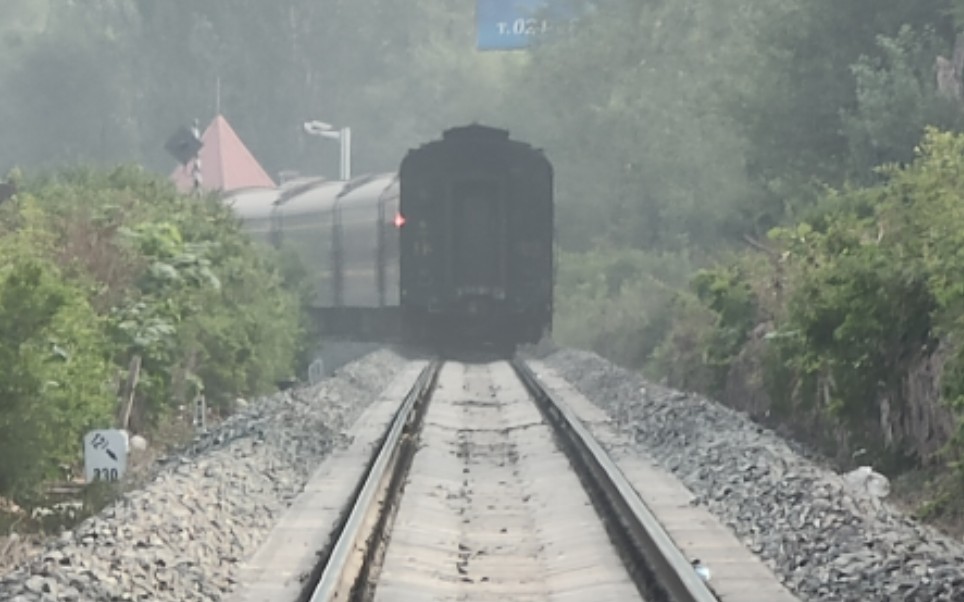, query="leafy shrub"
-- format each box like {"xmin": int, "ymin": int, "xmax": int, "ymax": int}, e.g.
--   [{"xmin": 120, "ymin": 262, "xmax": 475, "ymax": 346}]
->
[
  {"xmin": 0, "ymin": 256, "xmax": 113, "ymax": 496},
  {"xmin": 690, "ymin": 265, "xmax": 758, "ymax": 391},
  {"xmin": 646, "ymin": 129, "xmax": 964, "ymax": 477},
  {"xmin": 646, "ymin": 292, "xmax": 718, "ymax": 391},
  {"xmin": 0, "ymin": 166, "xmax": 306, "ymax": 499},
  {"xmin": 554, "ymin": 248, "xmax": 694, "ymax": 368}
]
